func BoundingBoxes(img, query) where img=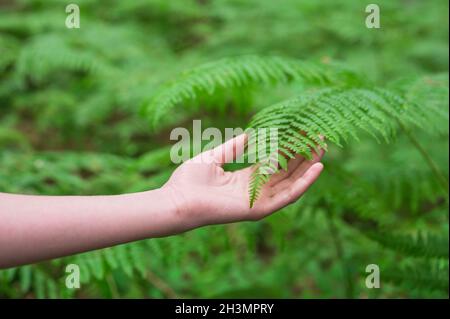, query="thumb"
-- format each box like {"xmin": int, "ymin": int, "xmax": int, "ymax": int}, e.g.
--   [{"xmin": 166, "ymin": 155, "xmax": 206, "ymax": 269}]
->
[{"xmin": 210, "ymin": 133, "xmax": 248, "ymax": 166}]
